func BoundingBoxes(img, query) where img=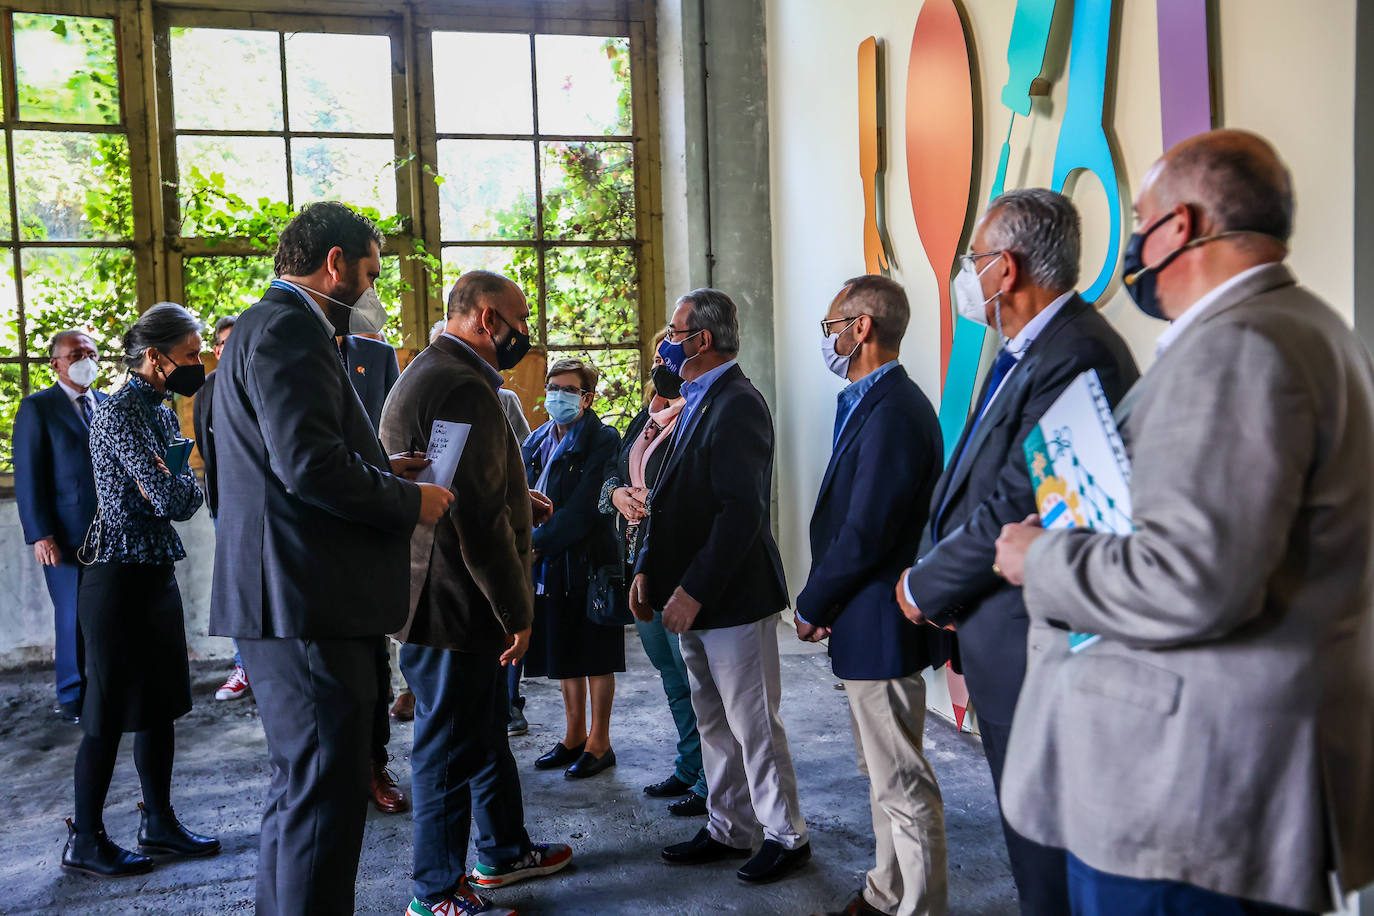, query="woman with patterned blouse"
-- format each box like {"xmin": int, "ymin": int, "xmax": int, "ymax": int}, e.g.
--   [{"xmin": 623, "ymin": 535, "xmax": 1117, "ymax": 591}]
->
[{"xmin": 62, "ymin": 303, "xmax": 220, "ymax": 878}]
